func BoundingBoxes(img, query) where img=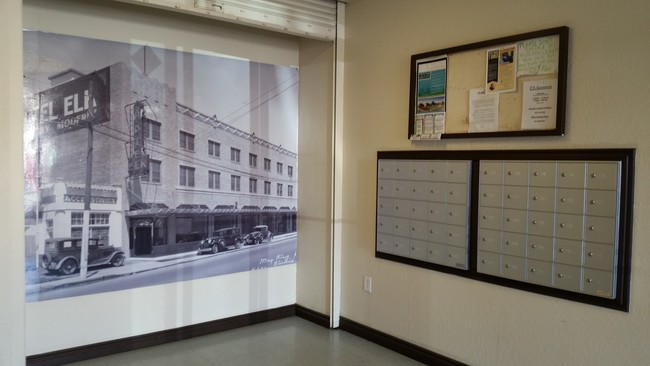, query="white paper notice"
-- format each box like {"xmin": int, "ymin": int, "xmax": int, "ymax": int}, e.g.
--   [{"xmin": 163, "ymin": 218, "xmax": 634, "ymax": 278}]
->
[
  {"xmin": 517, "ymin": 36, "xmax": 559, "ymax": 77},
  {"xmin": 469, "ymin": 88, "xmax": 499, "ymax": 132},
  {"xmin": 521, "ymin": 79, "xmax": 558, "ymax": 130}
]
